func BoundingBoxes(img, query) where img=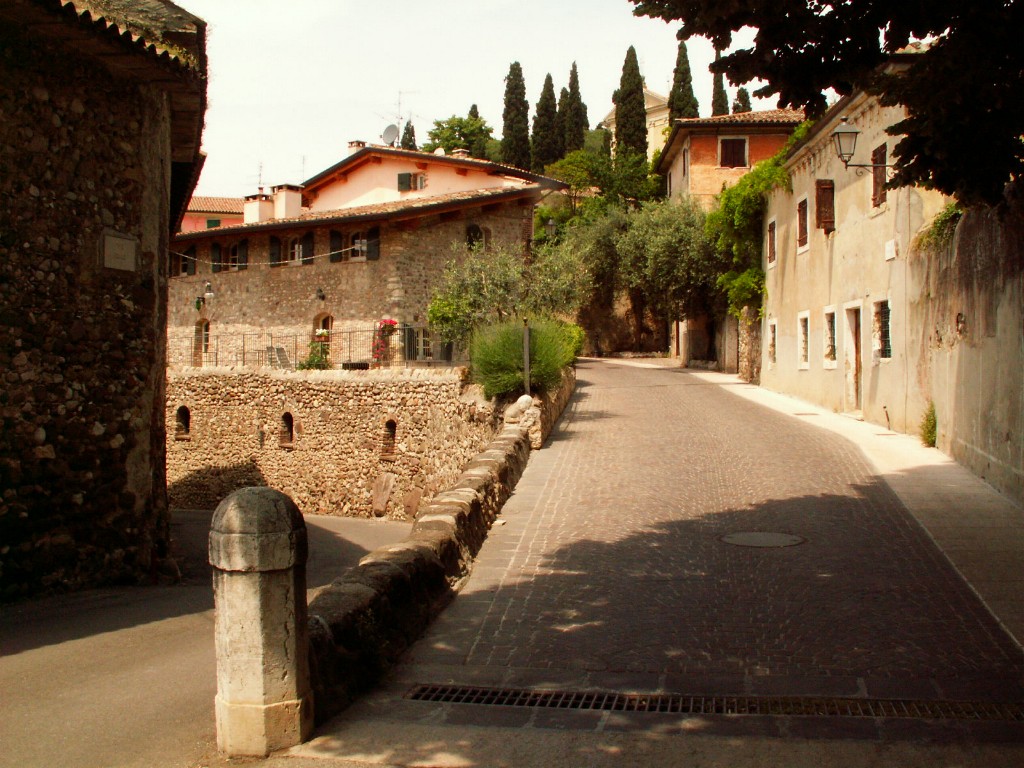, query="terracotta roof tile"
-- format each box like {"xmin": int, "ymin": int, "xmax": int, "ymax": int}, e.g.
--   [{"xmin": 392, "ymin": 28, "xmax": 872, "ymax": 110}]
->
[
  {"xmin": 676, "ymin": 108, "xmax": 805, "ymax": 127},
  {"xmin": 188, "ymin": 196, "xmax": 245, "ymax": 214},
  {"xmin": 175, "ymin": 184, "xmax": 553, "ymax": 240}
]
